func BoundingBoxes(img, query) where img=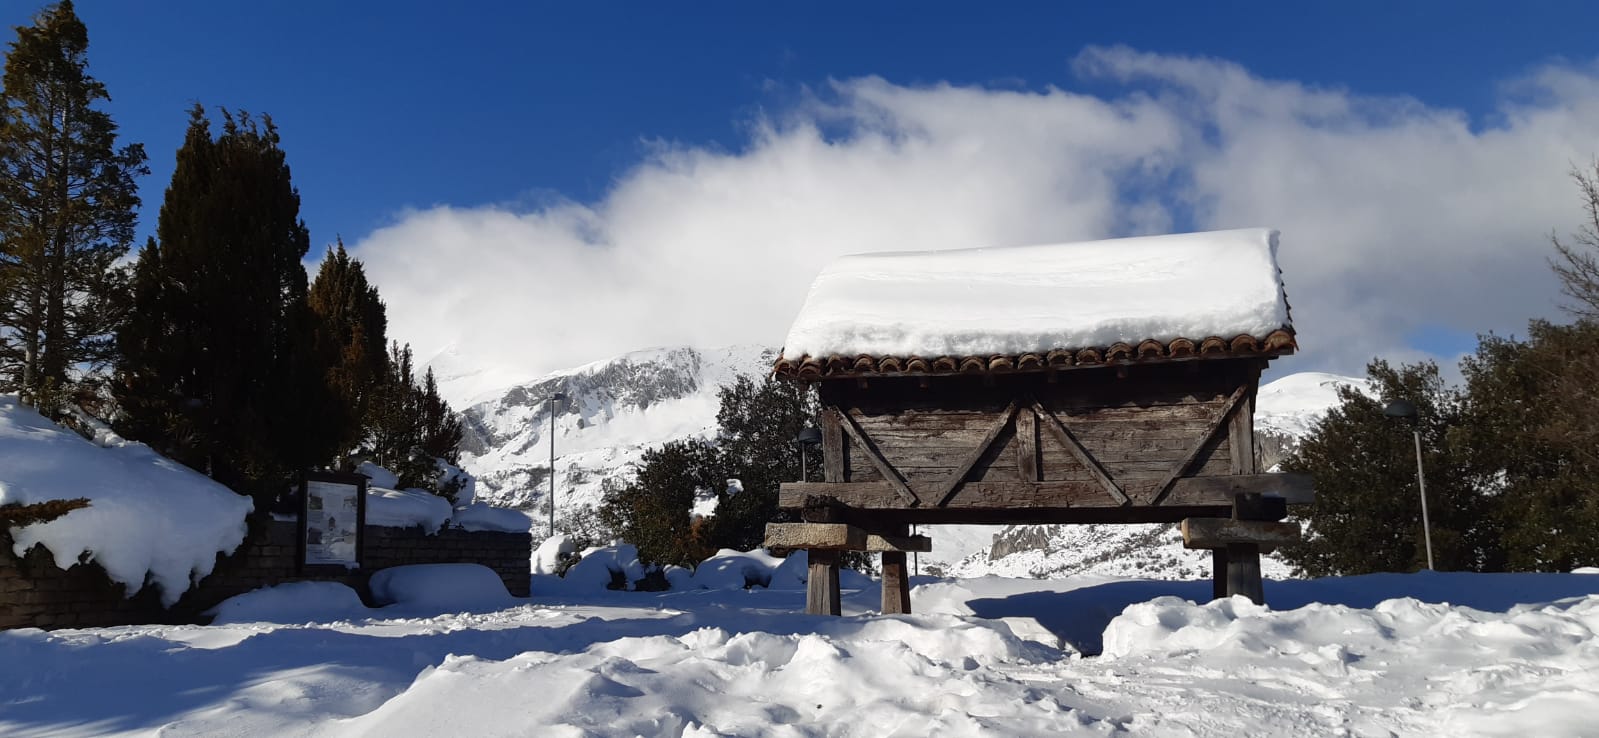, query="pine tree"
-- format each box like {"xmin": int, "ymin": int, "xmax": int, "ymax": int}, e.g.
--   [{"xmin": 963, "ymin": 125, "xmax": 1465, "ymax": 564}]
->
[
  {"xmin": 366, "ymin": 341, "xmax": 419, "ymax": 471},
  {"xmin": 307, "ymin": 239, "xmax": 388, "ymax": 459},
  {"xmin": 113, "ymin": 106, "xmax": 324, "ymax": 503},
  {"xmin": 417, "ymin": 367, "xmax": 462, "ymax": 464},
  {"xmin": 0, "ymin": 1, "xmax": 147, "ymax": 412},
  {"xmin": 363, "ymin": 344, "xmax": 464, "ymax": 495}
]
